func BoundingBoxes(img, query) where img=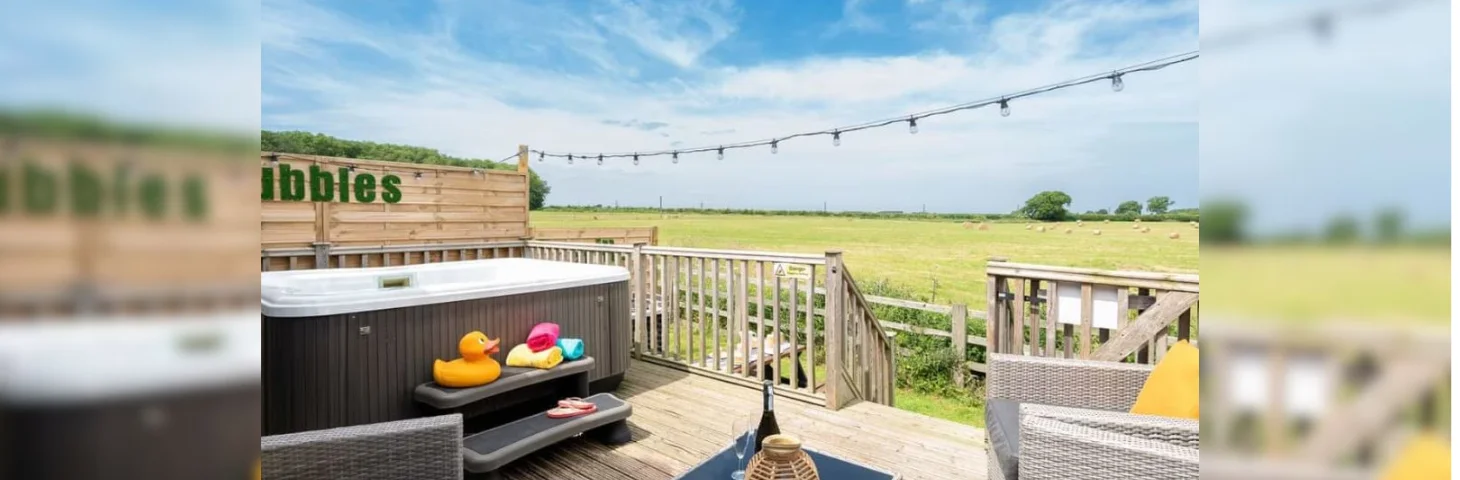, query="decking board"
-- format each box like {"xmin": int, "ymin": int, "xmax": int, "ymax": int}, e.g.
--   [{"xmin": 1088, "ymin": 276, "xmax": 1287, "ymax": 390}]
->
[{"xmin": 496, "ymin": 359, "xmax": 987, "ymax": 480}]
